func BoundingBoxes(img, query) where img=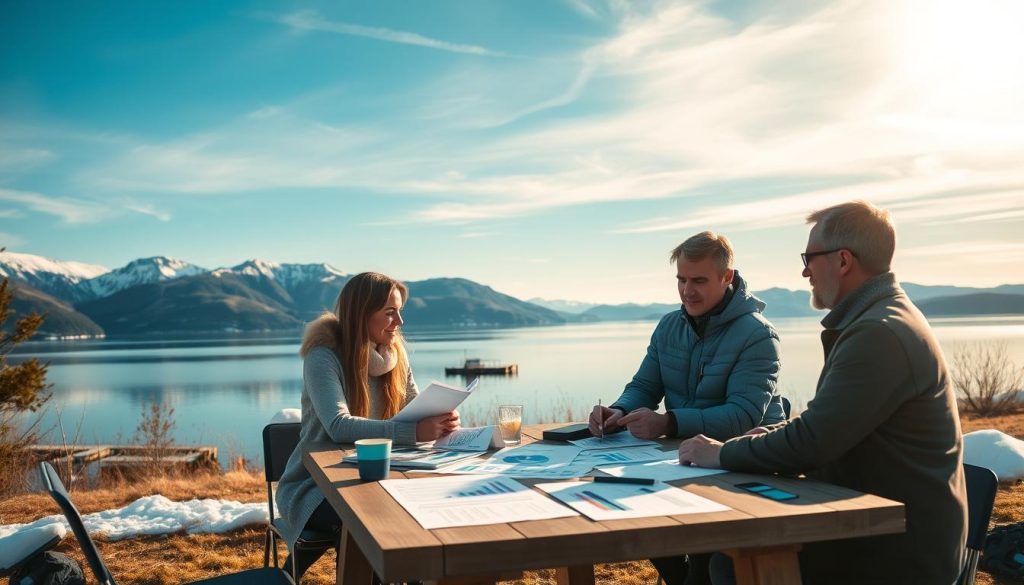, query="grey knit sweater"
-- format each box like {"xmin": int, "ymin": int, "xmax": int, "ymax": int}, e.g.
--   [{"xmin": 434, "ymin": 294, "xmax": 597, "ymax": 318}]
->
[{"xmin": 275, "ymin": 320, "xmax": 419, "ymax": 550}]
